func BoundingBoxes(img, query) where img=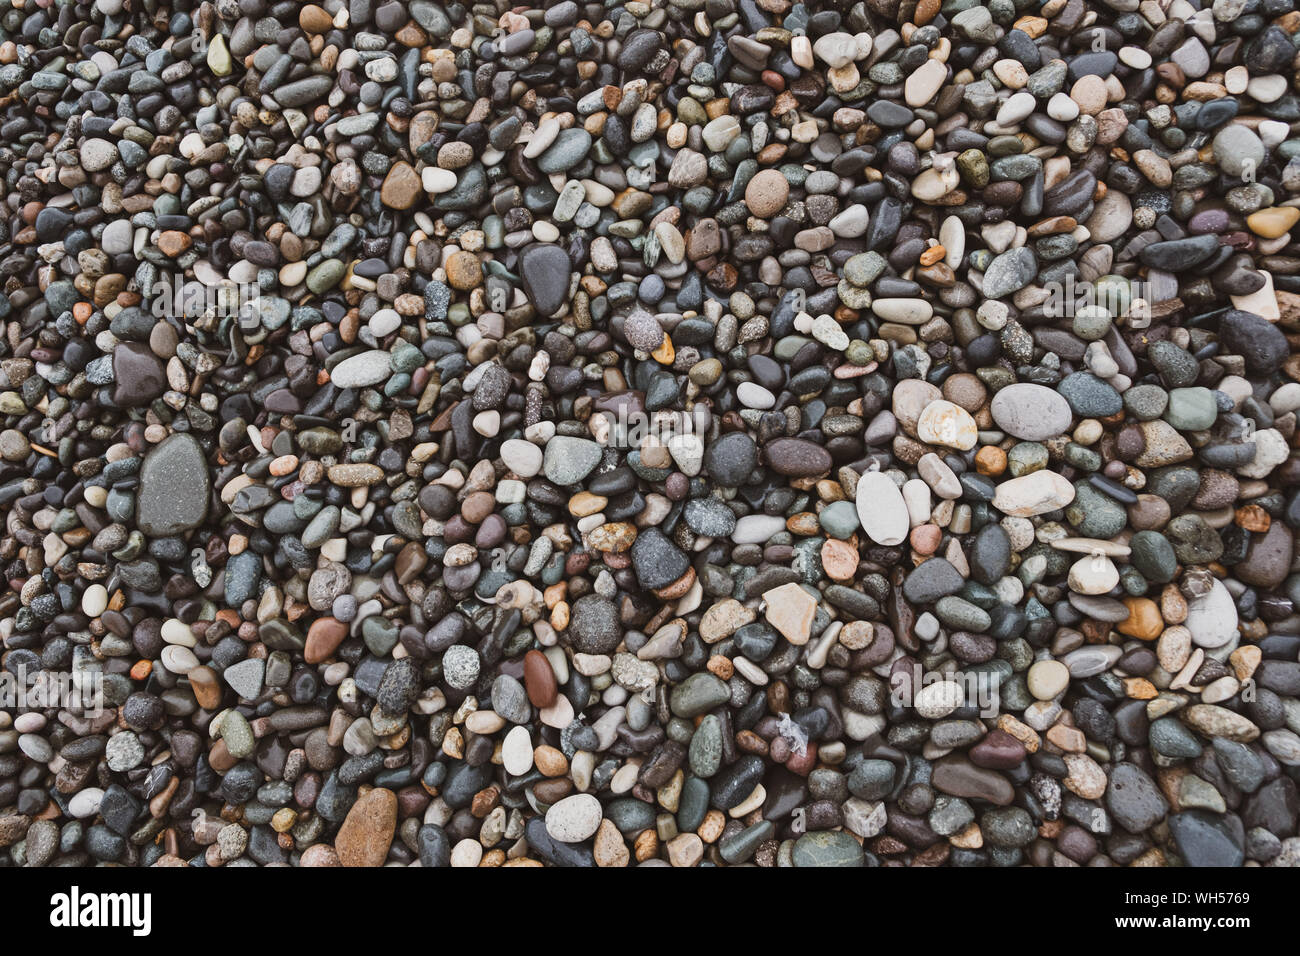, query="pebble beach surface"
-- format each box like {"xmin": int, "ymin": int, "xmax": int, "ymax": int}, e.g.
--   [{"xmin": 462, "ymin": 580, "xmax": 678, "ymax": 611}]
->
[{"xmin": 0, "ymin": 0, "xmax": 1299, "ymax": 869}]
